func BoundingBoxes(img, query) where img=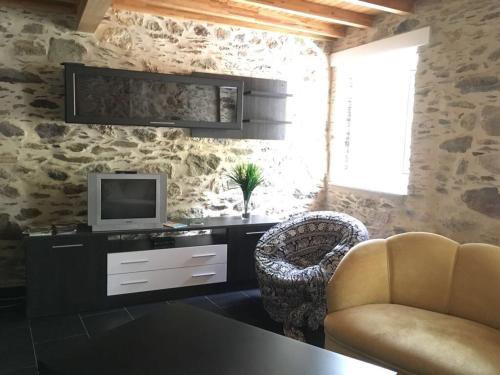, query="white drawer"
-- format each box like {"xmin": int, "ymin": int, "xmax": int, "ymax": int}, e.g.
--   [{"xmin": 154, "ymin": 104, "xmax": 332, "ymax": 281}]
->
[
  {"xmin": 107, "ymin": 244, "xmax": 227, "ymax": 275},
  {"xmin": 107, "ymin": 263, "xmax": 227, "ymax": 296}
]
